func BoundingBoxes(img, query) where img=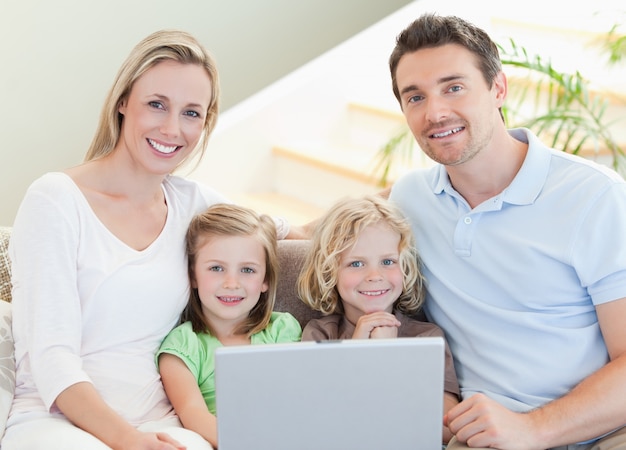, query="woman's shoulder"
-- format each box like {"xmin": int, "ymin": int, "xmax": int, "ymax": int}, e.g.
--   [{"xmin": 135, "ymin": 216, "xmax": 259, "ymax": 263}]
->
[
  {"xmin": 163, "ymin": 175, "xmax": 229, "ymax": 205},
  {"xmin": 27, "ymin": 172, "xmax": 78, "ymax": 195}
]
